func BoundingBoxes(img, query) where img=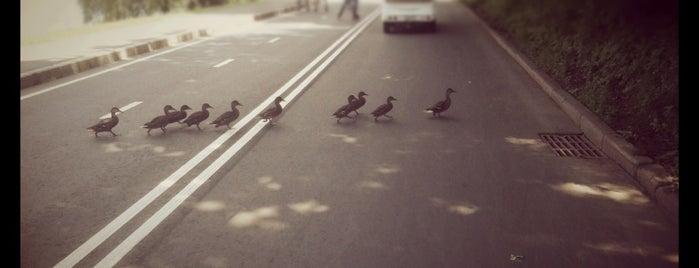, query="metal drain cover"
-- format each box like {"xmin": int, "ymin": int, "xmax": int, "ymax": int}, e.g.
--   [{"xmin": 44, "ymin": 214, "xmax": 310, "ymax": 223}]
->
[{"xmin": 539, "ymin": 133, "xmax": 605, "ymax": 158}]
